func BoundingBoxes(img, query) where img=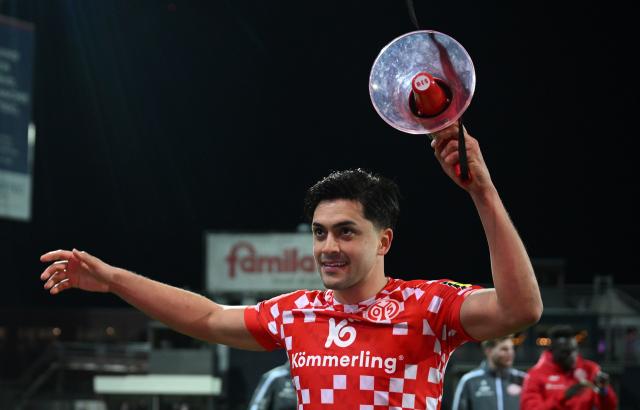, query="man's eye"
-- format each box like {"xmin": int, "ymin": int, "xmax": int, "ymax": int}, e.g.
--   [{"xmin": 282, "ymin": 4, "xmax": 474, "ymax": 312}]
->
[
  {"xmin": 313, "ymin": 229, "xmax": 325, "ymax": 237},
  {"xmin": 341, "ymin": 228, "xmax": 354, "ymax": 236}
]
